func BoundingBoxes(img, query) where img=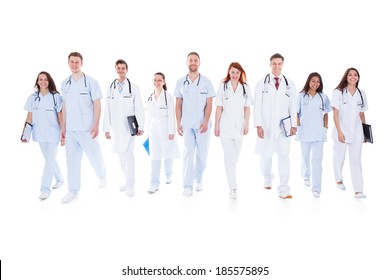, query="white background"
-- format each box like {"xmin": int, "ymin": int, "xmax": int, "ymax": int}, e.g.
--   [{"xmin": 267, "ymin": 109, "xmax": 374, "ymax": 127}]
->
[{"xmin": 1, "ymin": 0, "xmax": 389, "ymax": 279}]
